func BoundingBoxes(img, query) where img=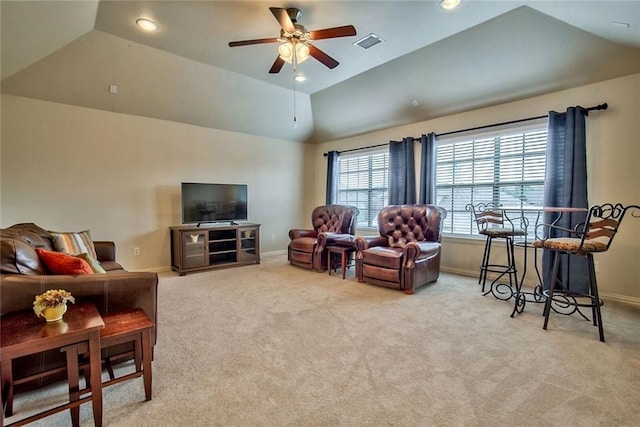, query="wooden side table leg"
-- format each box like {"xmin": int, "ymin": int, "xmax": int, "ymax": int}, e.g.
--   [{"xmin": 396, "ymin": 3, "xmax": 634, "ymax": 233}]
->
[
  {"xmin": 134, "ymin": 337, "xmax": 143, "ymax": 373},
  {"xmin": 1, "ymin": 359, "xmax": 14, "ymax": 417},
  {"xmin": 63, "ymin": 344, "xmax": 81, "ymax": 427},
  {"xmin": 142, "ymin": 329, "xmax": 153, "ymax": 401},
  {"xmin": 88, "ymin": 331, "xmax": 103, "ymax": 427},
  {"xmin": 341, "ymin": 251, "xmax": 347, "ymax": 279}
]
